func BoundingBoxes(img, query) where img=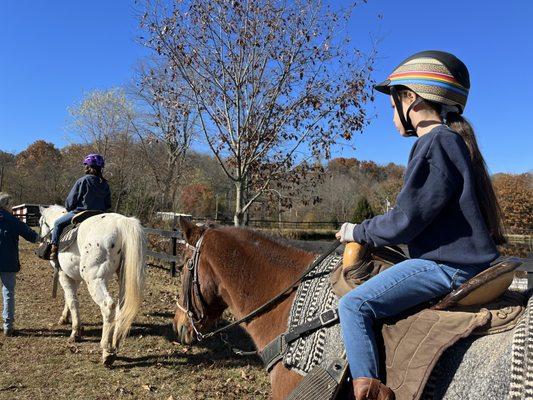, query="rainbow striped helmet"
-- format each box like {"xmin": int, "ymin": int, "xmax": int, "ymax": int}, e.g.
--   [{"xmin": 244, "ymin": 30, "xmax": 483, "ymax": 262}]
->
[{"xmin": 374, "ymin": 50, "xmax": 470, "ymax": 114}]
